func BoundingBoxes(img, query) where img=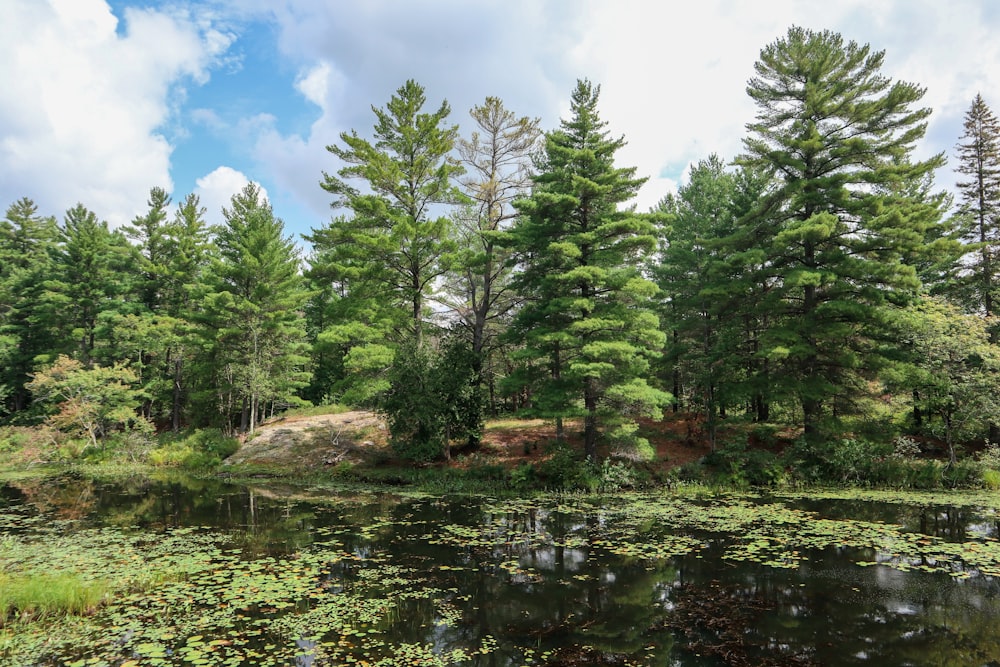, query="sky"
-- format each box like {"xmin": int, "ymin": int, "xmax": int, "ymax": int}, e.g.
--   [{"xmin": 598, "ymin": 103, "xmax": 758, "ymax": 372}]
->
[{"xmin": 3, "ymin": 0, "xmax": 1000, "ymax": 247}]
